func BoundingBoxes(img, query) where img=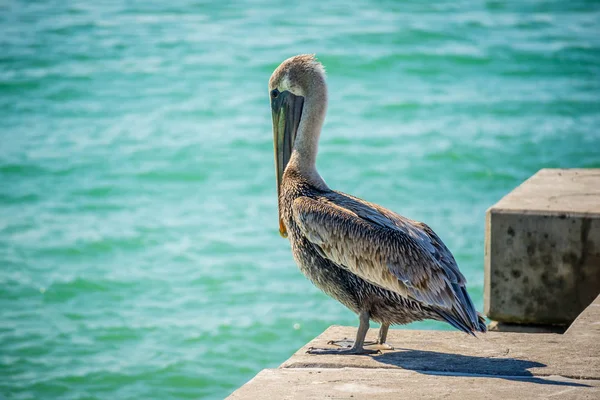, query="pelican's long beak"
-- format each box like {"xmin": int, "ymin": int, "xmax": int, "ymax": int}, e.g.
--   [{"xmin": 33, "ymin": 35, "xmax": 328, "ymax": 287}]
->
[{"xmin": 271, "ymin": 90, "xmax": 304, "ymax": 238}]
